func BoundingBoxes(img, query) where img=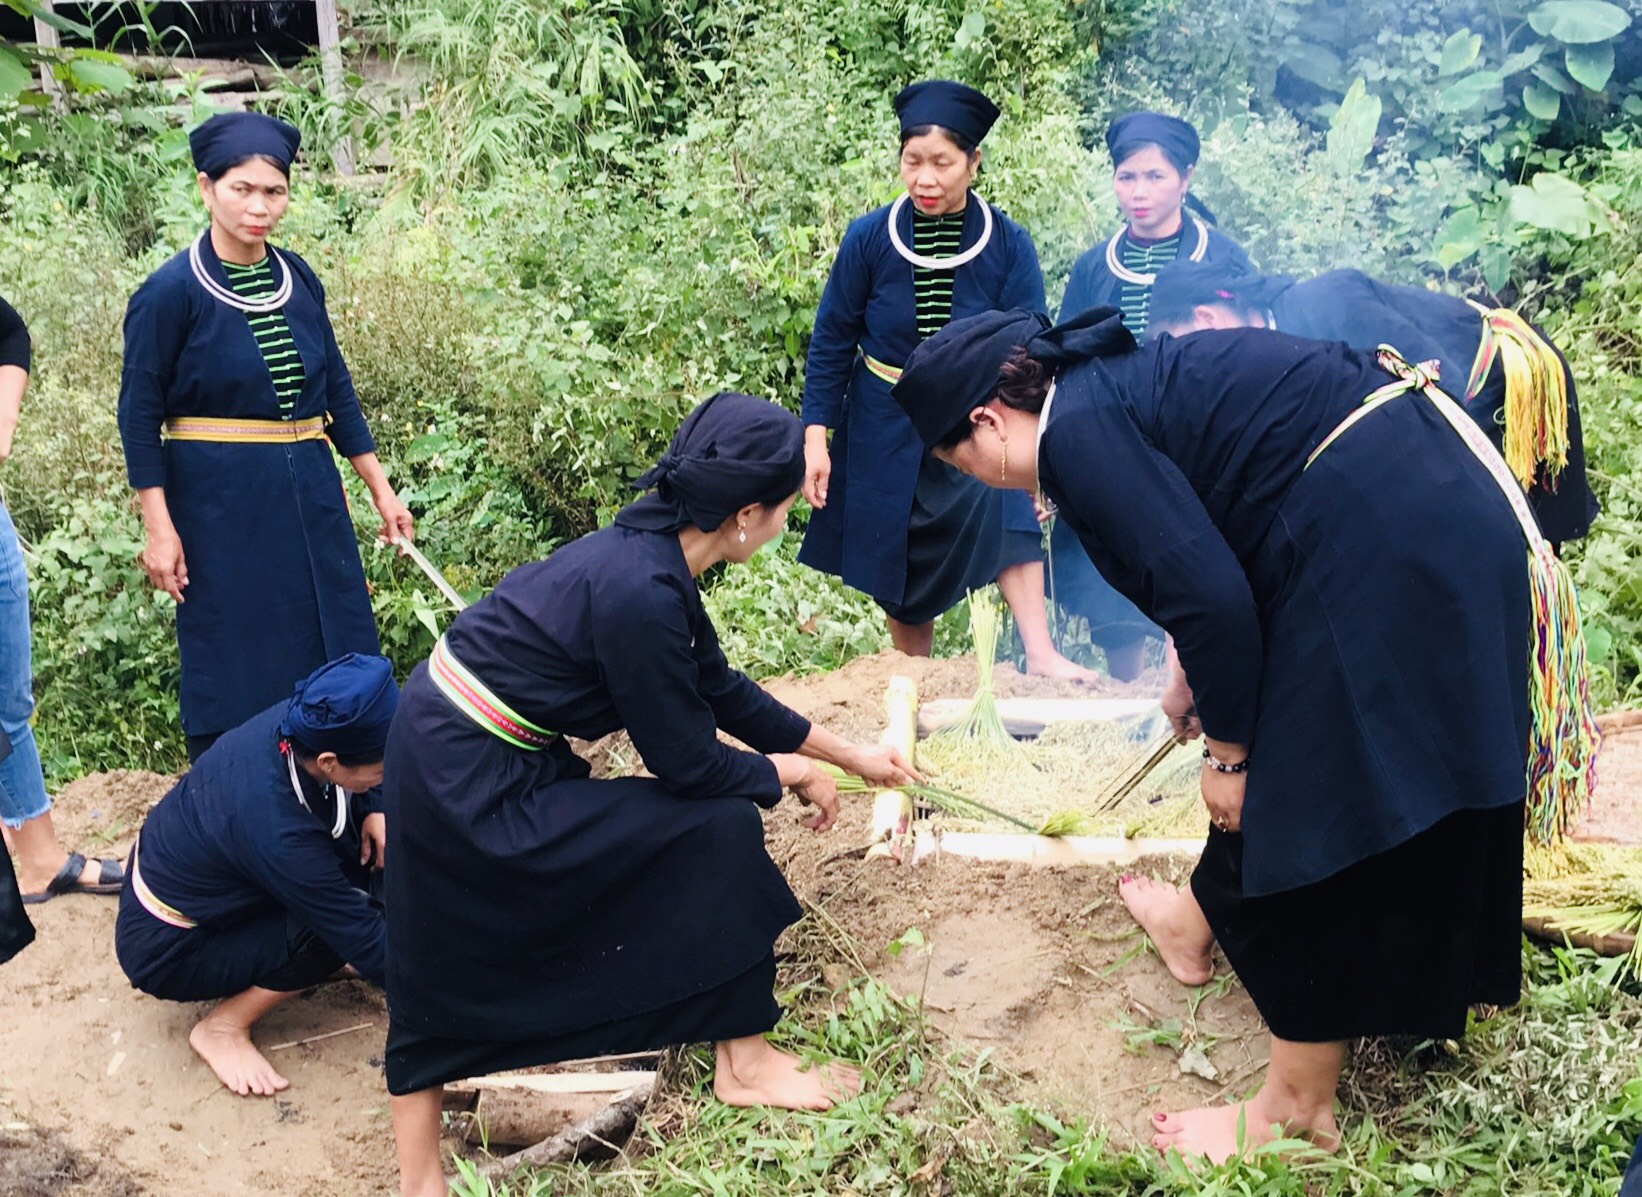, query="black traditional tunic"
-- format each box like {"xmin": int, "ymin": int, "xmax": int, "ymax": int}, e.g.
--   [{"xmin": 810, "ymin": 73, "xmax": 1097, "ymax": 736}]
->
[
  {"xmin": 114, "ymin": 703, "xmax": 383, "ymax": 1001},
  {"xmin": 382, "ymin": 523, "xmax": 812, "ymax": 1093},
  {"xmin": 1258, "ymin": 269, "xmax": 1596, "ymax": 545},
  {"xmin": 1040, "ymin": 329, "xmax": 1529, "ymax": 1039}
]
